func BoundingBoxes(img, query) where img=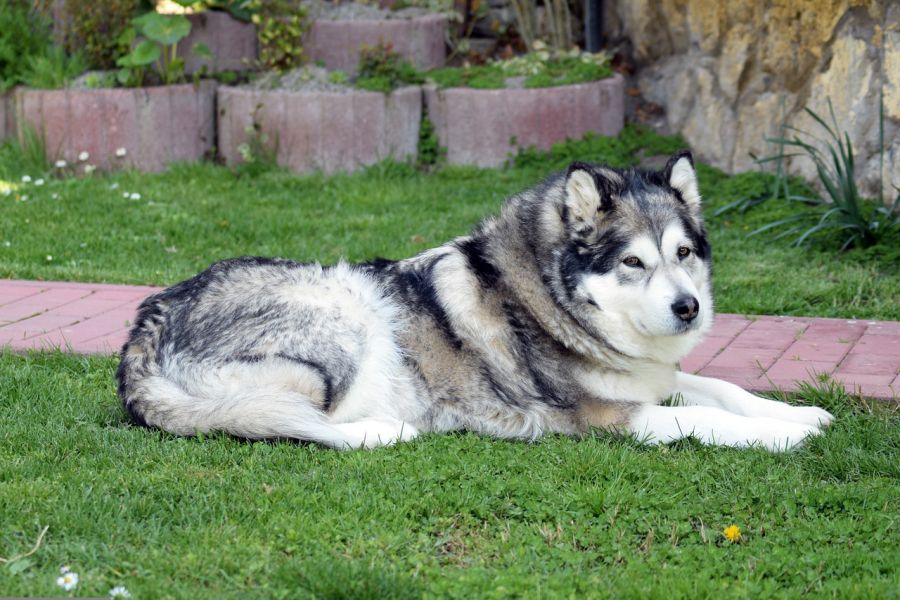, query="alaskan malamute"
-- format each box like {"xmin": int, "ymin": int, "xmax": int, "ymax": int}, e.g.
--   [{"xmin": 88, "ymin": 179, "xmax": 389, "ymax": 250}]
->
[{"xmin": 118, "ymin": 152, "xmax": 832, "ymax": 451}]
